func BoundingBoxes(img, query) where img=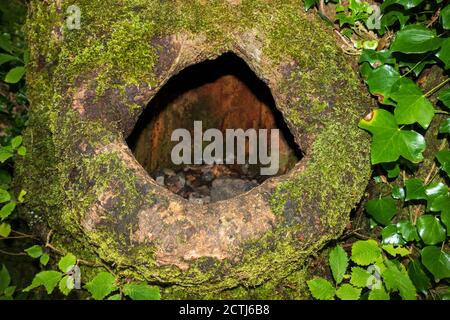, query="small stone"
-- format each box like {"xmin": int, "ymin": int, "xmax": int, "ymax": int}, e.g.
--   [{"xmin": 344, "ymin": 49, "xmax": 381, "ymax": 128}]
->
[{"xmin": 155, "ymin": 176, "xmax": 165, "ymax": 186}]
